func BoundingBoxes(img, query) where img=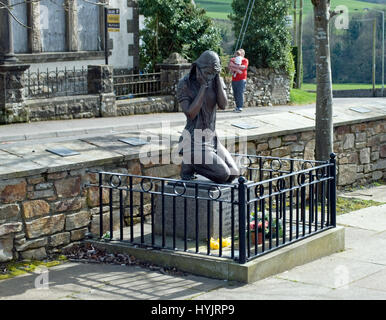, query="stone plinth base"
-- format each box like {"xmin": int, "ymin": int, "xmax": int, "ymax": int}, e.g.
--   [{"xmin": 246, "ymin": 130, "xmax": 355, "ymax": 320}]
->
[
  {"xmin": 0, "ymin": 64, "xmax": 30, "ymax": 124},
  {"xmin": 154, "ymin": 178, "xmax": 240, "ymax": 241}
]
